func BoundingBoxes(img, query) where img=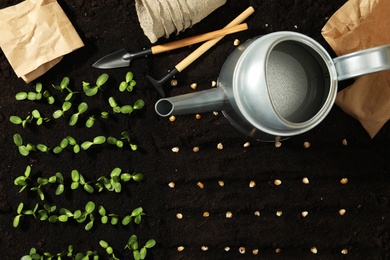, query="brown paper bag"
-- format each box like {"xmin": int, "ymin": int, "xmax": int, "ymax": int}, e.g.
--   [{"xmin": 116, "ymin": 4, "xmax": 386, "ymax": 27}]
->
[
  {"xmin": 0, "ymin": 0, "xmax": 84, "ymax": 83},
  {"xmin": 322, "ymin": 0, "xmax": 390, "ymax": 138}
]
